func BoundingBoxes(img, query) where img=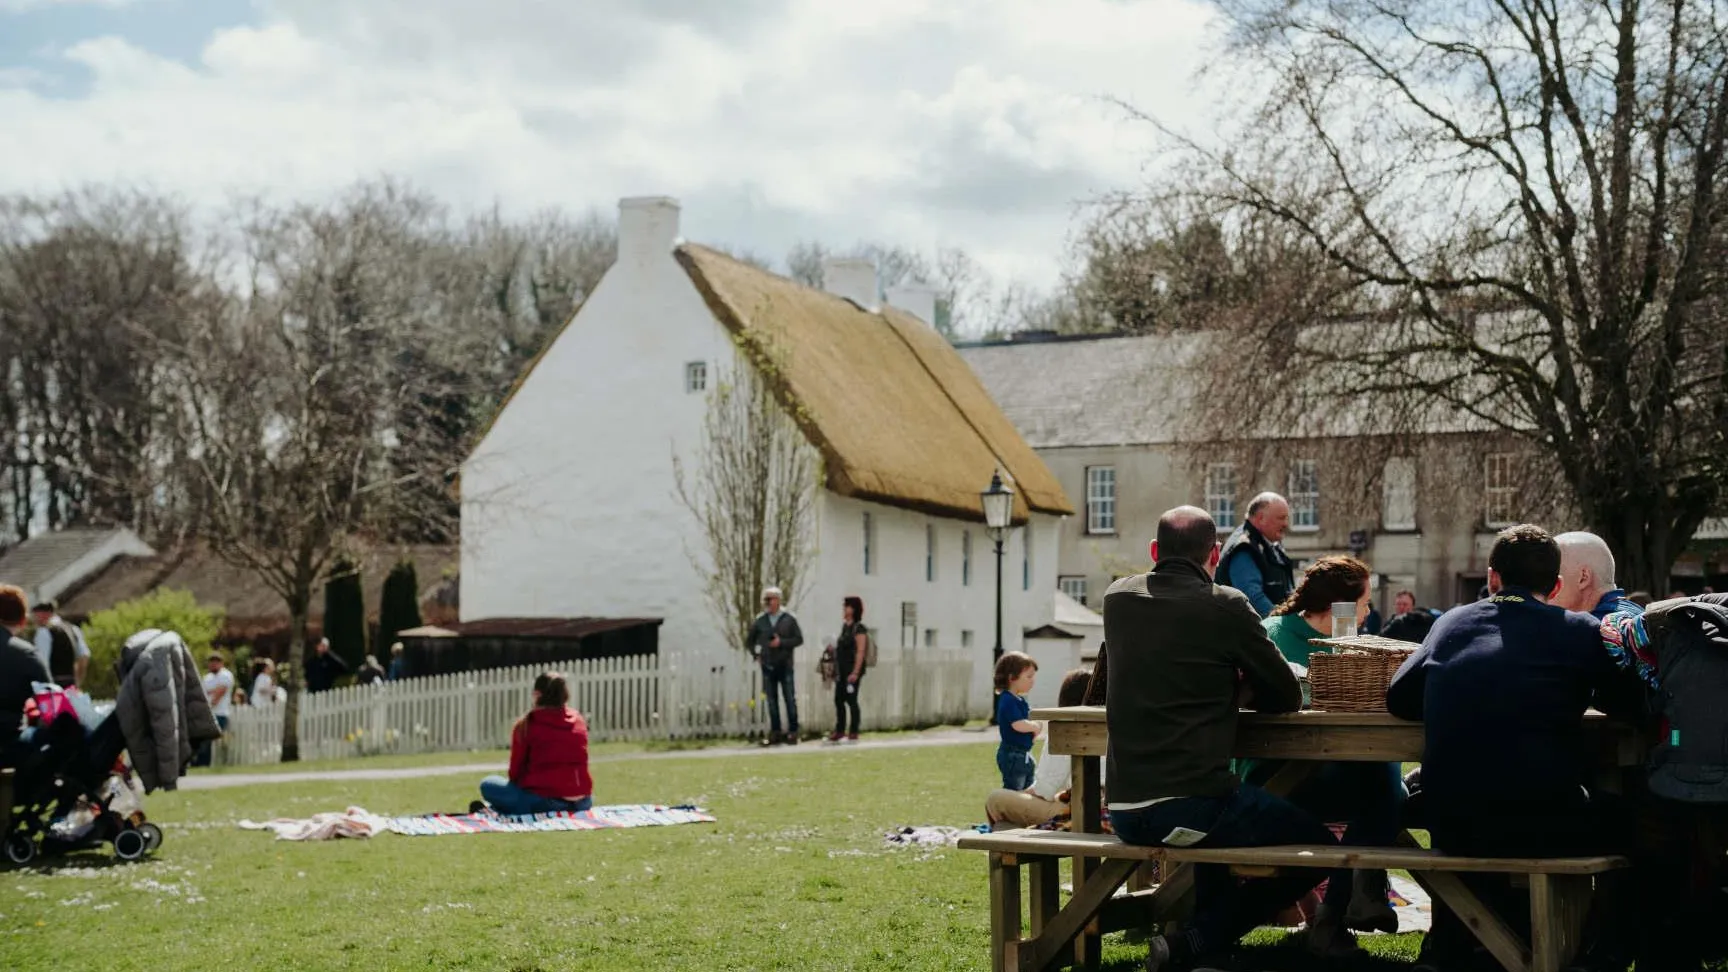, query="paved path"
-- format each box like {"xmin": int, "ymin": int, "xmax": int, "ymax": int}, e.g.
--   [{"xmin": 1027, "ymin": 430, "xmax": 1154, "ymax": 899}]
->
[{"xmin": 179, "ymin": 727, "xmax": 995, "ymax": 790}]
